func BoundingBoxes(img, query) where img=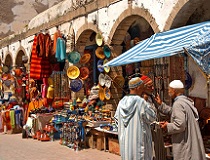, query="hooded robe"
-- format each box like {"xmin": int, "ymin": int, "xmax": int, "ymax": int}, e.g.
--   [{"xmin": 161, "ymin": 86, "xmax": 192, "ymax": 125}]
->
[
  {"xmin": 159, "ymin": 95, "xmax": 206, "ymax": 160},
  {"xmin": 114, "ymin": 95, "xmax": 156, "ymax": 160}
]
